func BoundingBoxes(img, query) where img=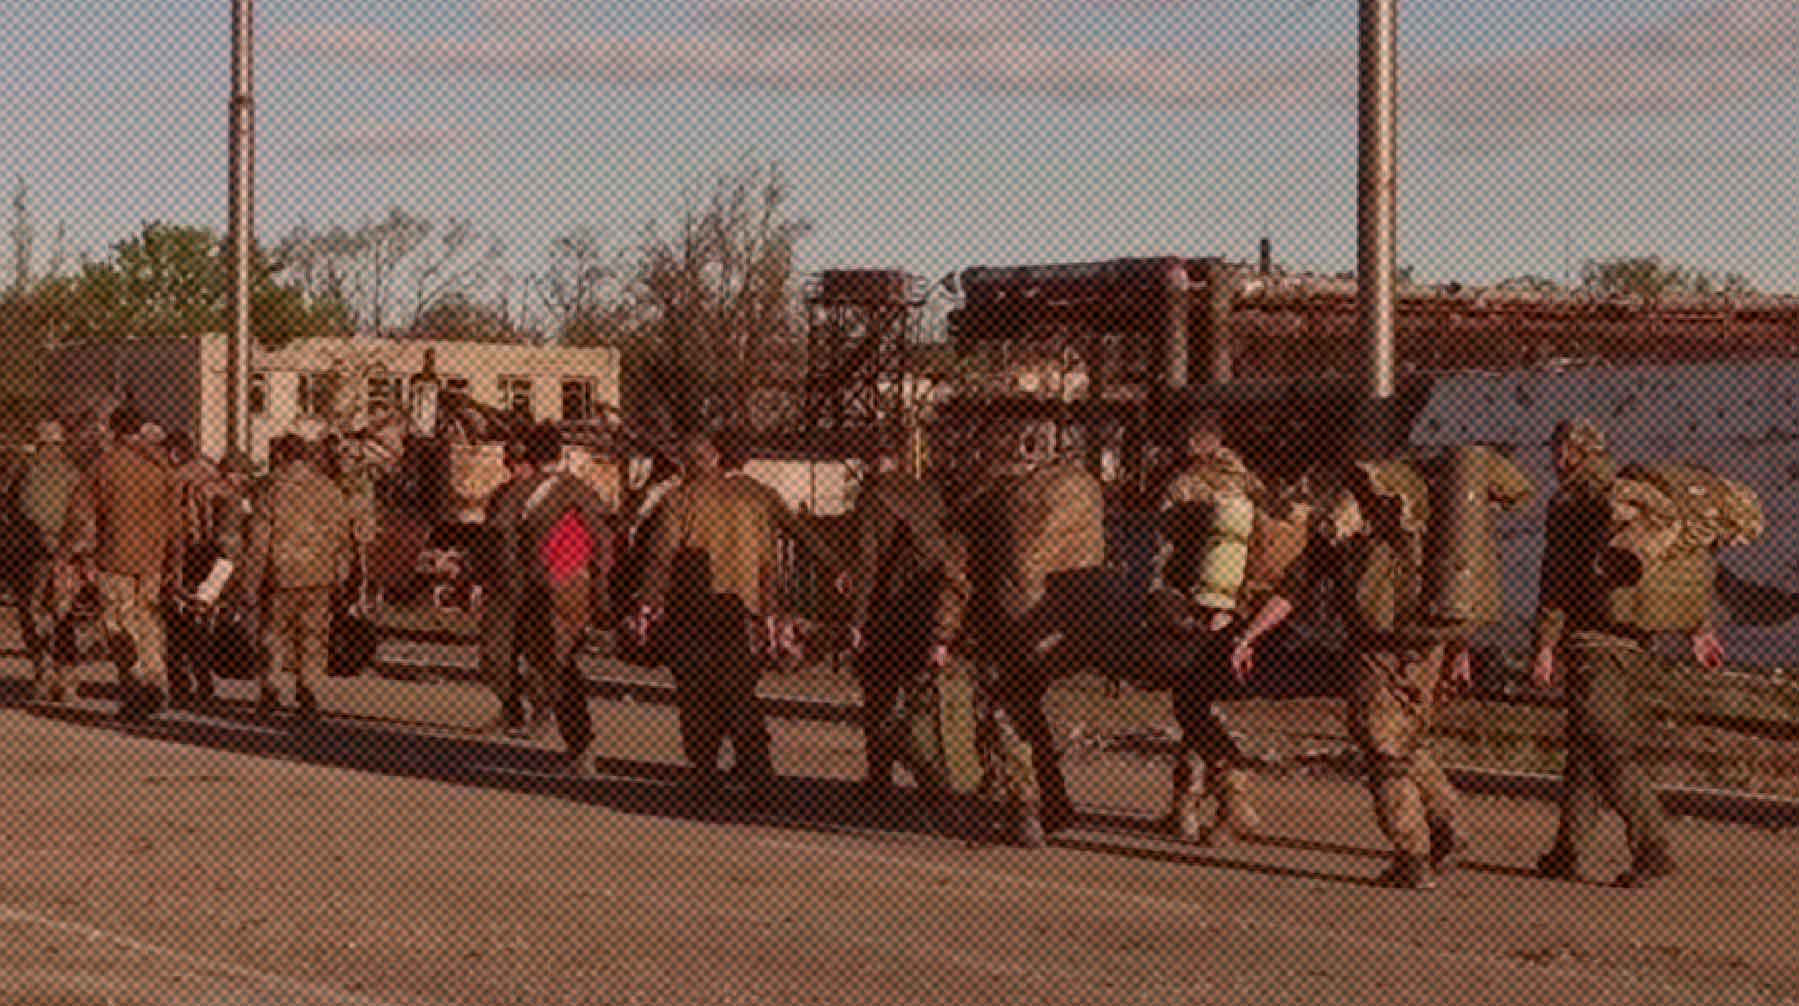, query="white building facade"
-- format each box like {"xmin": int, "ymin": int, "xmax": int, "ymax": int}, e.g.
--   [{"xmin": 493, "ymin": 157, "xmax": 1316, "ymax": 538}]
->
[{"xmin": 47, "ymin": 334, "xmax": 621, "ymax": 466}]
